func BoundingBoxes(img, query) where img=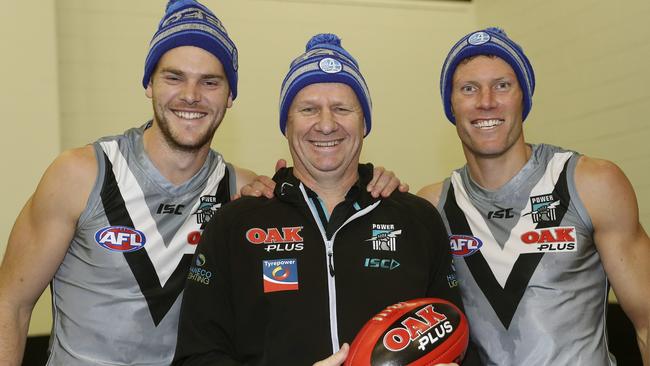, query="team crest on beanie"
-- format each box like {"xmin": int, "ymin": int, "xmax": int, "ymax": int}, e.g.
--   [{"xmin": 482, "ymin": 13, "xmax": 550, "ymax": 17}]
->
[
  {"xmin": 279, "ymin": 33, "xmax": 372, "ymax": 136},
  {"xmin": 142, "ymin": 0, "xmax": 239, "ymax": 99},
  {"xmin": 440, "ymin": 27, "xmax": 535, "ymax": 124}
]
